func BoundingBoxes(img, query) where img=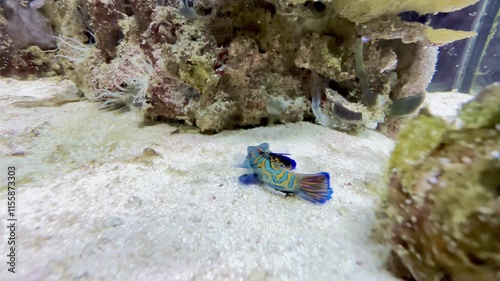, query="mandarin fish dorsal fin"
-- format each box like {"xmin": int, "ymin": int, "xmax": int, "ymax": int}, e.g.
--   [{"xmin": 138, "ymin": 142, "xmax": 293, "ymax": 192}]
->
[{"xmin": 269, "ymin": 152, "xmax": 297, "ymax": 170}]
